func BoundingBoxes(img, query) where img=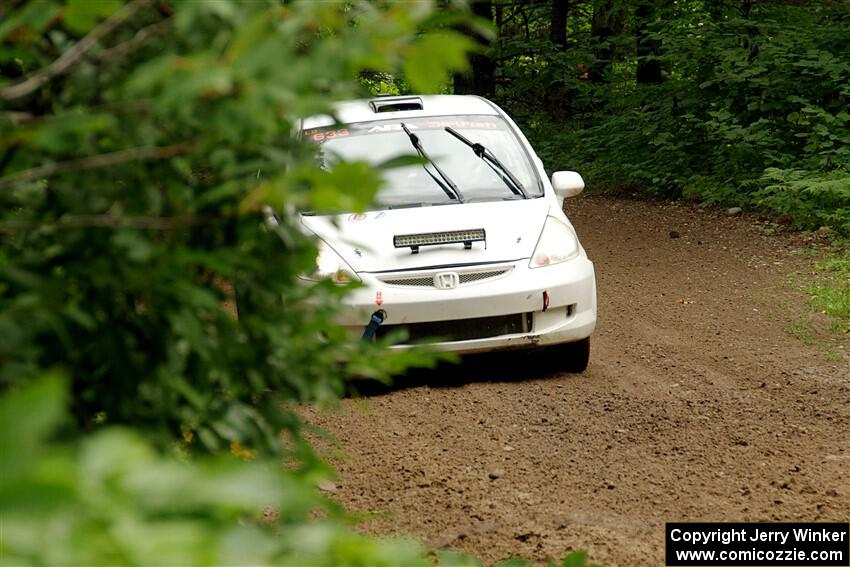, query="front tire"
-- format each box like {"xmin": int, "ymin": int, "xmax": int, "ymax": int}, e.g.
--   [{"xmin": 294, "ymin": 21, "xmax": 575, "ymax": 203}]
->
[{"xmin": 551, "ymin": 337, "xmax": 590, "ymax": 373}]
